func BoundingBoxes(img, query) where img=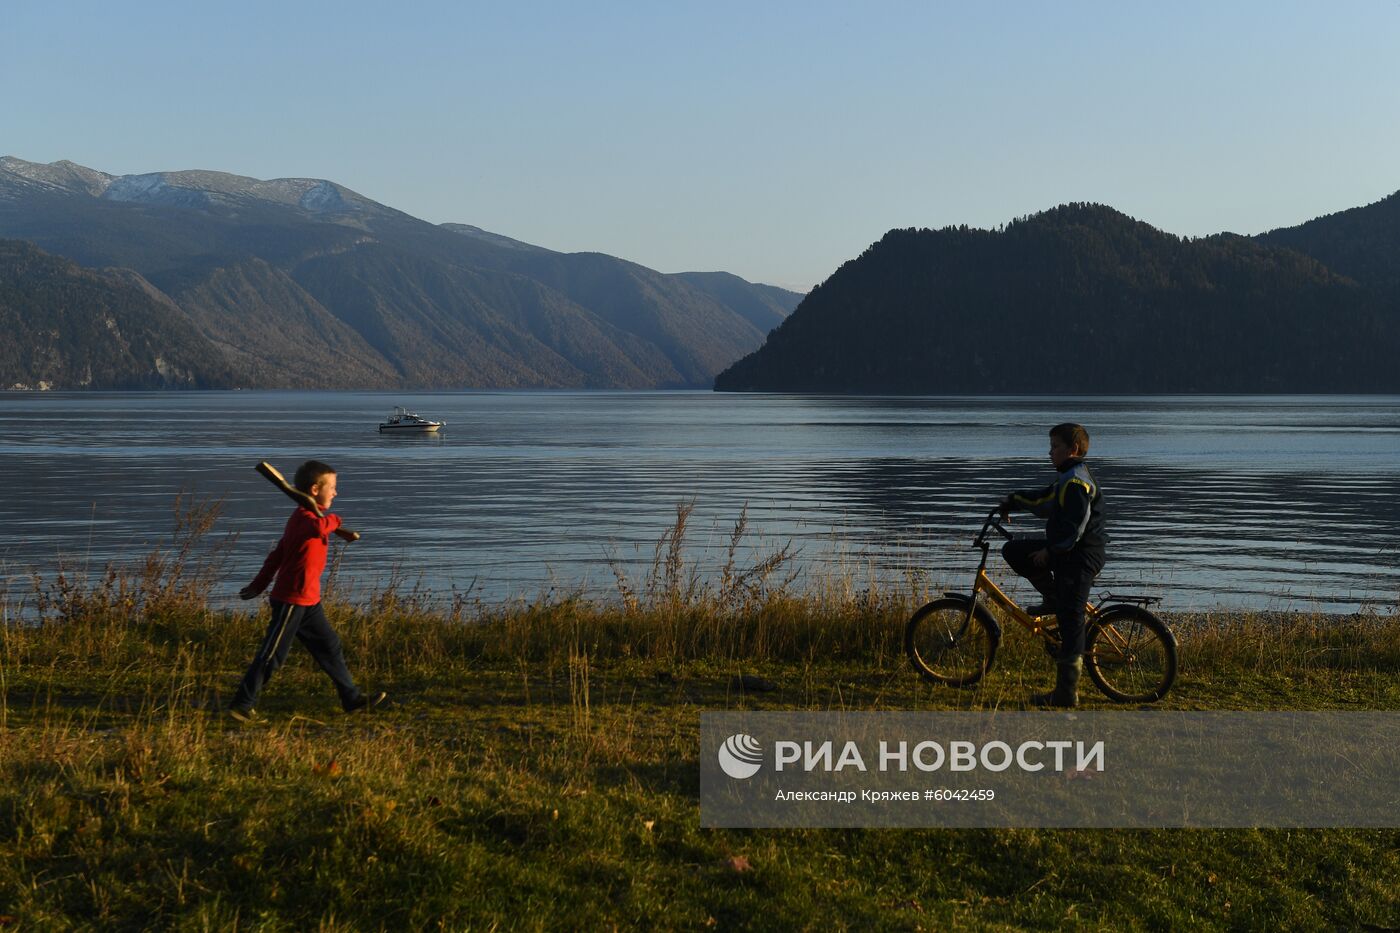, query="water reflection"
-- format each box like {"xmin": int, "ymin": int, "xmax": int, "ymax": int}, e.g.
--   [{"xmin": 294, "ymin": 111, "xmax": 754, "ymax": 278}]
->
[
  {"xmin": 0, "ymin": 392, "xmax": 1397, "ymax": 613},
  {"xmin": 809, "ymin": 453, "xmax": 1400, "ymax": 608}
]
